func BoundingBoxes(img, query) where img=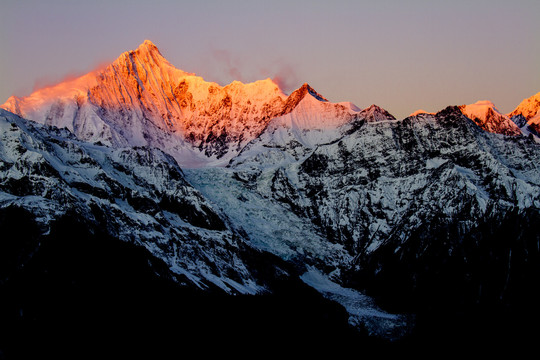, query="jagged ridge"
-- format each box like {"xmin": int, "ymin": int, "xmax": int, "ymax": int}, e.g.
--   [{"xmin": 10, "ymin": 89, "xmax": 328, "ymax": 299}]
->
[{"xmin": 1, "ymin": 42, "xmax": 355, "ymax": 168}]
